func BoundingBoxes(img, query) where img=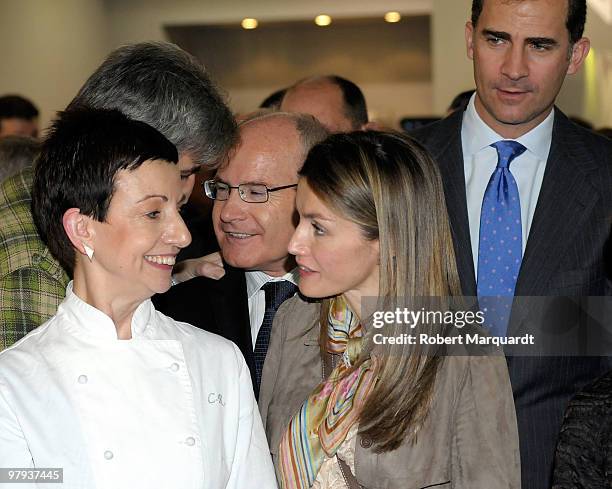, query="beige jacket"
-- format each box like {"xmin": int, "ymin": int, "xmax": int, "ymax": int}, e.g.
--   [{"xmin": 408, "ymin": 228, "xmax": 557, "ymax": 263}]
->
[{"xmin": 259, "ymin": 295, "xmax": 521, "ymax": 489}]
